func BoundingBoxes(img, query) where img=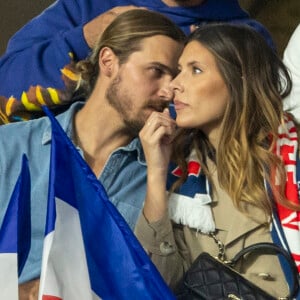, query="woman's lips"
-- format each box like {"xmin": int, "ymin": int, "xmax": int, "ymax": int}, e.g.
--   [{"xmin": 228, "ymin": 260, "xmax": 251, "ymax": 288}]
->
[{"xmin": 174, "ymin": 99, "xmax": 188, "ymax": 110}]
